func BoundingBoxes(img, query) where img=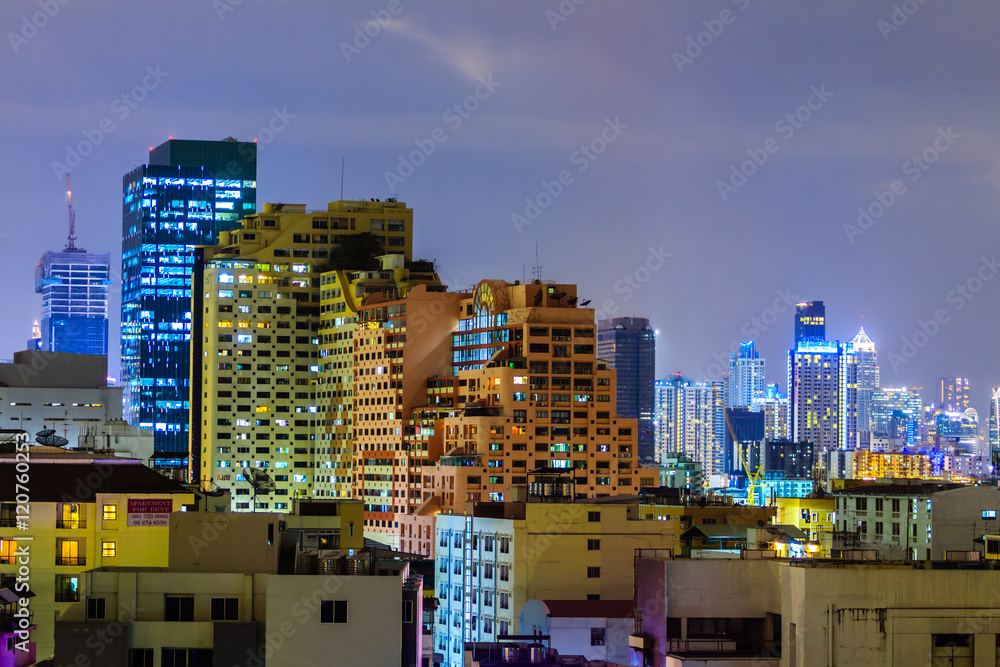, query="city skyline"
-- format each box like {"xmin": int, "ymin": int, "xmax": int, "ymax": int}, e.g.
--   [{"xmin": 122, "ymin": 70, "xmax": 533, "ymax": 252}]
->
[{"xmin": 2, "ymin": 2, "xmax": 1000, "ymax": 422}]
